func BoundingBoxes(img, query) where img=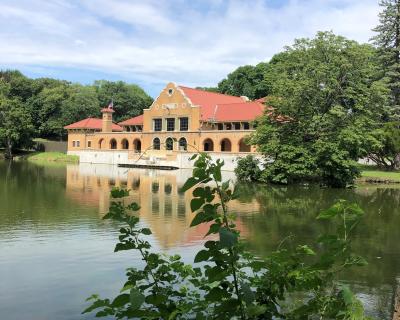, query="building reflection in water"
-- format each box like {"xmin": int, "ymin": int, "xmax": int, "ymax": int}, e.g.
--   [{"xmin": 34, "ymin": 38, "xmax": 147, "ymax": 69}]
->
[{"xmin": 66, "ymin": 163, "xmax": 259, "ymax": 249}]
